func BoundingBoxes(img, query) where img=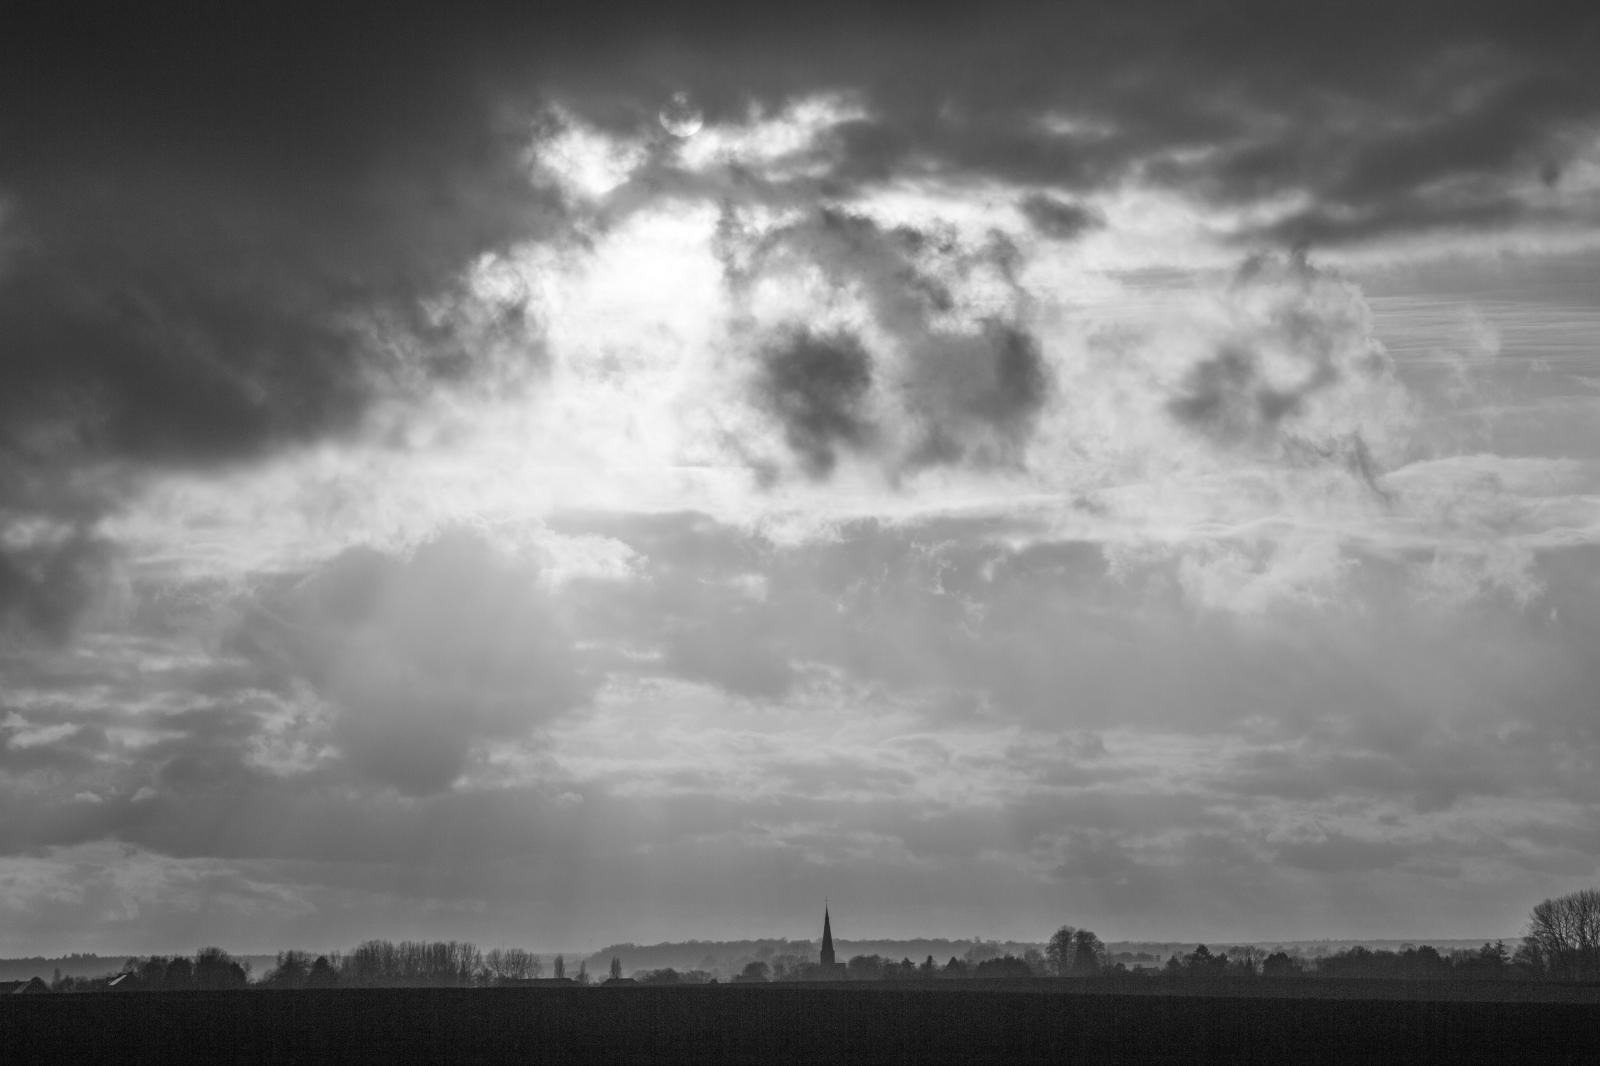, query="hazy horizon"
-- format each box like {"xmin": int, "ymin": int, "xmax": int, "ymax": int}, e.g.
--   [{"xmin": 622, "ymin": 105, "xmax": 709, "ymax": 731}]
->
[
  {"xmin": 3, "ymin": 4, "xmax": 1598, "ymax": 959},
  {"xmin": 1, "ymin": 932, "xmax": 1523, "ymax": 970}
]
